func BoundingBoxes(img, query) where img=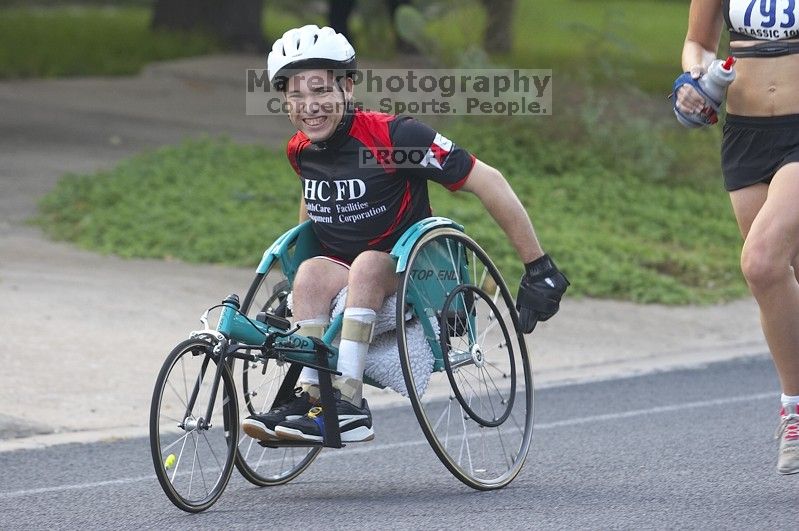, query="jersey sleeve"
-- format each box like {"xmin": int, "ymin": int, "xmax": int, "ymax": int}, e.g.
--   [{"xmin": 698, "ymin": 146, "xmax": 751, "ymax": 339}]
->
[
  {"xmin": 286, "ymin": 133, "xmax": 310, "ymax": 177},
  {"xmin": 390, "ymin": 116, "xmax": 476, "ymax": 191}
]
